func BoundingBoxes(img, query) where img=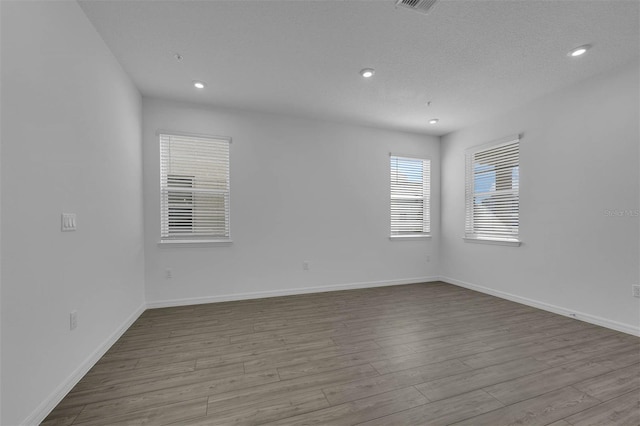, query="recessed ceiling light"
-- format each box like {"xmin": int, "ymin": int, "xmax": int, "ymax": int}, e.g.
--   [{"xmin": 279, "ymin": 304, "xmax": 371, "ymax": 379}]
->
[
  {"xmin": 568, "ymin": 45, "xmax": 591, "ymax": 57},
  {"xmin": 429, "ymin": 119, "xmax": 439, "ymax": 124},
  {"xmin": 193, "ymin": 81, "xmax": 206, "ymax": 89},
  {"xmin": 360, "ymin": 68, "xmax": 375, "ymax": 78}
]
